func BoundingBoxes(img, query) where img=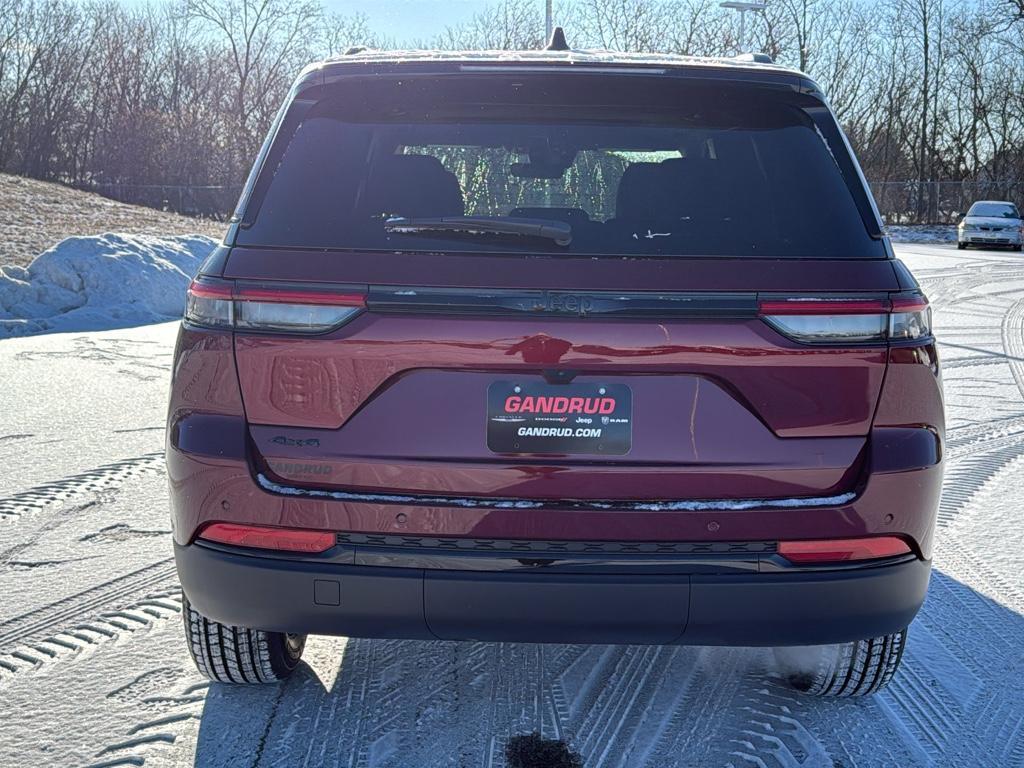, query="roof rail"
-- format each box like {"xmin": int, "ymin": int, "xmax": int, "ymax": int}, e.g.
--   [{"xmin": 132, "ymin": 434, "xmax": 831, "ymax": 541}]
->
[{"xmin": 733, "ymin": 52, "xmax": 774, "ymax": 64}]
